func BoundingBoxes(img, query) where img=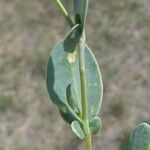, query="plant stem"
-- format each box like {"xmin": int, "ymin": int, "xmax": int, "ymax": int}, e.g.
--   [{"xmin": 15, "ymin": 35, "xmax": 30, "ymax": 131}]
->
[
  {"xmin": 83, "ymin": 0, "xmax": 89, "ymax": 28},
  {"xmin": 83, "ymin": 121, "xmax": 93, "ymax": 150},
  {"xmin": 79, "ymin": 32, "xmax": 87, "ymax": 121},
  {"xmin": 54, "ymin": 0, "xmax": 74, "ymax": 28},
  {"xmin": 78, "ymin": 0, "xmax": 92, "ymax": 149},
  {"xmin": 55, "ymin": 0, "xmax": 93, "ymax": 149},
  {"xmin": 79, "ymin": 31, "xmax": 93, "ymax": 150}
]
